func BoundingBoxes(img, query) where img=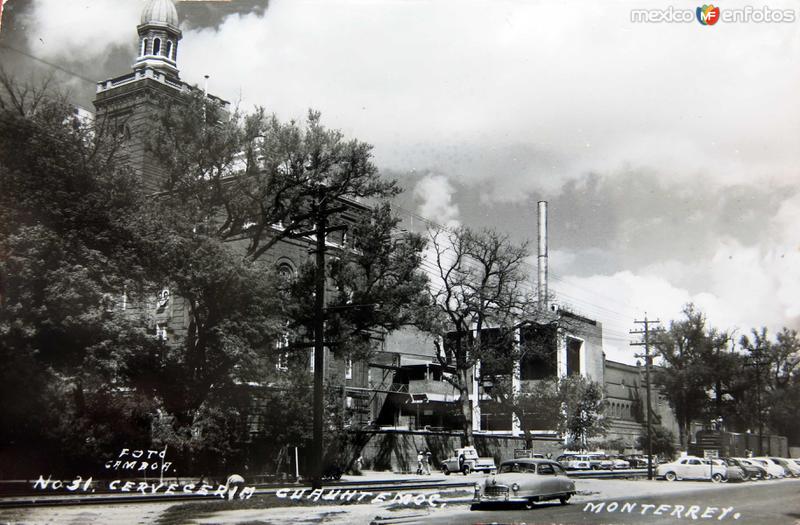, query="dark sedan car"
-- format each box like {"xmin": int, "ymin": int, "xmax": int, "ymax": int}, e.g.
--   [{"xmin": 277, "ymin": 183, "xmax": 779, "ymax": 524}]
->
[
  {"xmin": 720, "ymin": 458, "xmax": 759, "ymax": 481},
  {"xmin": 734, "ymin": 458, "xmax": 767, "ymax": 480},
  {"xmin": 473, "ymin": 459, "xmax": 575, "ymax": 509}
]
